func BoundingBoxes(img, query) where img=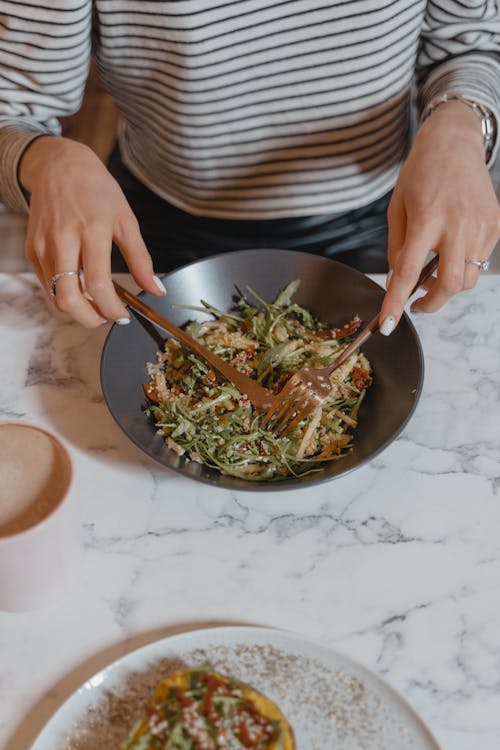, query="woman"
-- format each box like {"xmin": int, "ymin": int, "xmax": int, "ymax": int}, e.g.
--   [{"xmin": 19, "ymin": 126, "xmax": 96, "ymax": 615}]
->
[{"xmin": 0, "ymin": 1, "xmax": 499, "ymax": 332}]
